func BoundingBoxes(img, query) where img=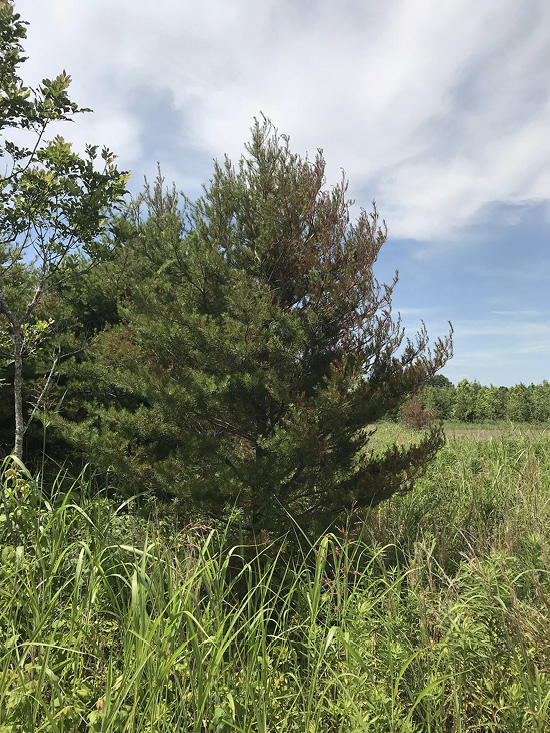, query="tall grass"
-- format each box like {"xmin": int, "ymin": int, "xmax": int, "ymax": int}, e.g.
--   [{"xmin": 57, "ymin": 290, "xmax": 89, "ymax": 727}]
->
[{"xmin": 1, "ymin": 428, "xmax": 549, "ymax": 731}]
